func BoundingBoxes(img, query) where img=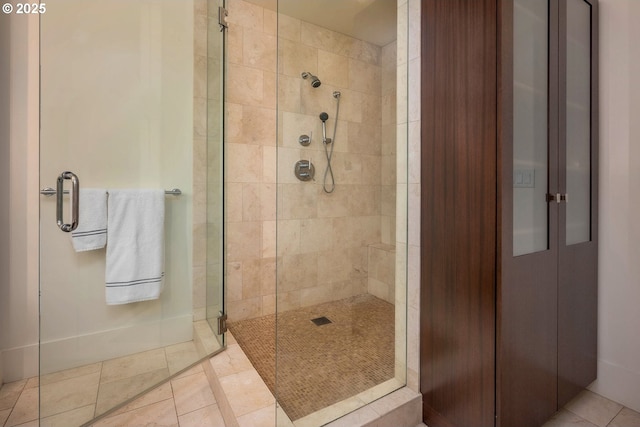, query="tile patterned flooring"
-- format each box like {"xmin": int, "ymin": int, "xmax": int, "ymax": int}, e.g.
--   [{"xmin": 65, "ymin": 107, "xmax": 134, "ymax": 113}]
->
[
  {"xmin": 228, "ymin": 294, "xmax": 395, "ymax": 421},
  {"xmin": 0, "ymin": 363, "xmax": 224, "ymax": 427}
]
